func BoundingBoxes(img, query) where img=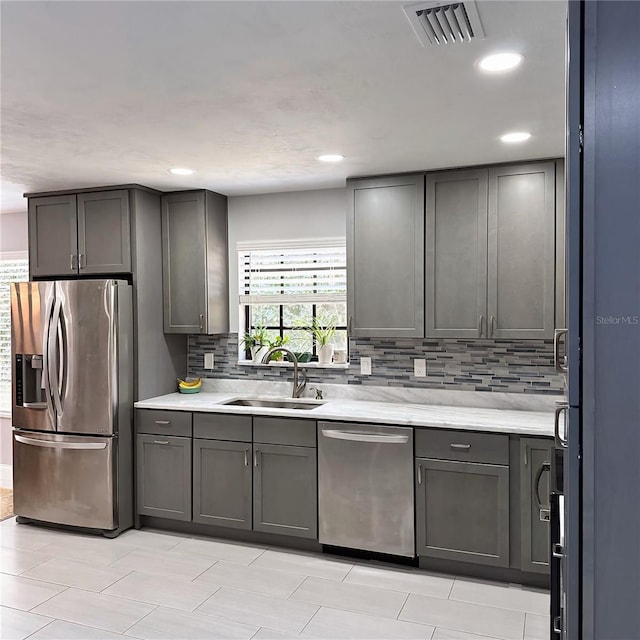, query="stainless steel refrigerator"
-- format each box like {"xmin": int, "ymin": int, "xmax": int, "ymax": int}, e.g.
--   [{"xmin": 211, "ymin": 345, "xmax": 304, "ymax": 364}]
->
[{"xmin": 11, "ymin": 279, "xmax": 133, "ymax": 535}]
